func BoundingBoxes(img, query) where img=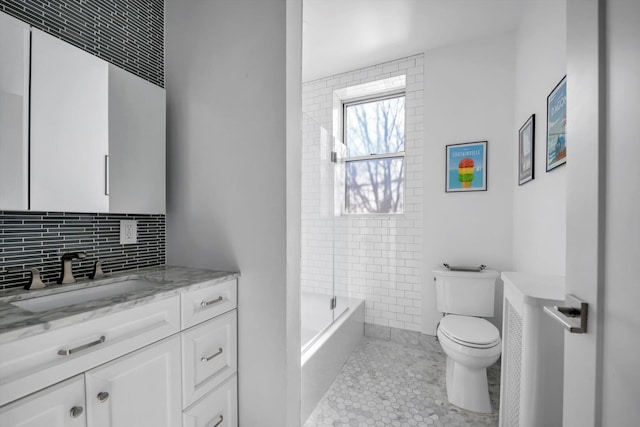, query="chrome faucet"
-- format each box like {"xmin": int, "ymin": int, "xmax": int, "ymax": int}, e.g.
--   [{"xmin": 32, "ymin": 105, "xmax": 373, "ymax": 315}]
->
[{"xmin": 58, "ymin": 252, "xmax": 87, "ymax": 284}]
